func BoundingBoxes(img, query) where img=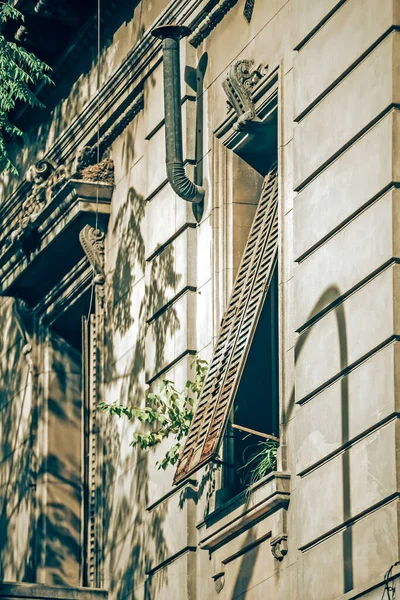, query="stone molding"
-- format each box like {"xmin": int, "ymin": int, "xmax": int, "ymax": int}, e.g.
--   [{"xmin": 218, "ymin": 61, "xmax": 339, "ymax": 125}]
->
[
  {"xmin": 198, "ymin": 471, "xmax": 290, "ymax": 550},
  {"xmin": 270, "ymin": 533, "xmax": 288, "ymax": 561},
  {"xmin": 198, "ymin": 472, "xmax": 290, "ymax": 592},
  {"xmin": 13, "ymin": 298, "xmax": 36, "ymax": 369},
  {"xmin": 74, "ymin": 91, "xmax": 144, "ymax": 173},
  {"xmin": 188, "ymin": 0, "xmax": 239, "ymax": 47},
  {"xmin": 1, "ymin": 0, "xmax": 237, "ymax": 219},
  {"xmin": 0, "ymin": 179, "xmax": 112, "ymax": 300},
  {"xmin": 0, "ymin": 582, "xmax": 107, "ymax": 600},
  {"xmin": 35, "ymin": 258, "xmax": 93, "ymax": 326},
  {"xmin": 3, "ymin": 152, "xmax": 114, "ymax": 254},
  {"xmin": 79, "ymin": 225, "xmax": 106, "ymax": 311}
]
